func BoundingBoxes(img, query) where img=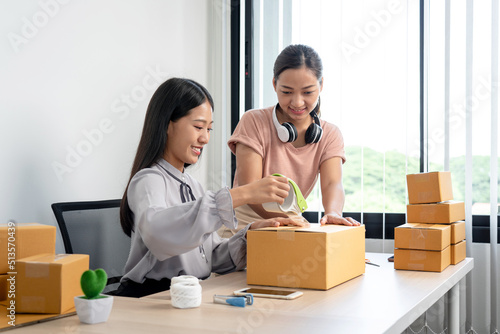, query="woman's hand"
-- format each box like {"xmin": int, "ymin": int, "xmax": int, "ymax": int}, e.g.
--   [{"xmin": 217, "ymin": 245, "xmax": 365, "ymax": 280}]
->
[
  {"xmin": 249, "ymin": 216, "xmax": 310, "ymax": 230},
  {"xmin": 320, "ymin": 213, "xmax": 360, "ymax": 226},
  {"xmin": 230, "ymin": 175, "xmax": 290, "ymax": 208},
  {"xmin": 246, "ymin": 175, "xmax": 290, "ymax": 204}
]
